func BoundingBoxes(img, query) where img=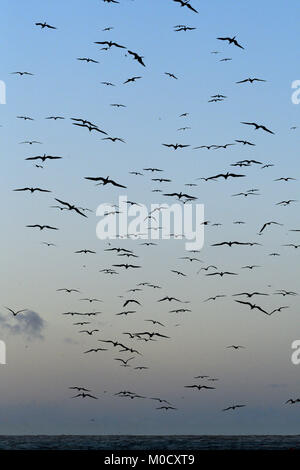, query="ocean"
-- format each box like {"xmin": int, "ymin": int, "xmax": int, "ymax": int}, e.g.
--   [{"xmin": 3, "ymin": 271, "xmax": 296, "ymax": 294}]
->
[{"xmin": 0, "ymin": 435, "xmax": 299, "ymax": 450}]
